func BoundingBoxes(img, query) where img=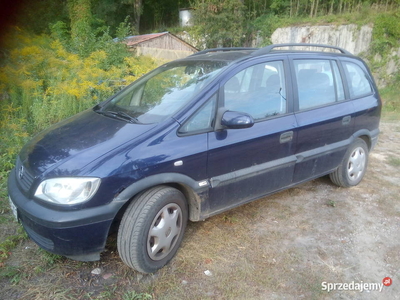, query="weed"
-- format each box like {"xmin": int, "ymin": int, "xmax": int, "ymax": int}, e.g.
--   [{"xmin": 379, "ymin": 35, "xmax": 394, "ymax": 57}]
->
[
  {"xmin": 0, "ymin": 225, "xmax": 28, "ymax": 264},
  {"xmin": 37, "ymin": 248, "xmax": 65, "ymax": 267},
  {"xmin": 122, "ymin": 290, "xmax": 153, "ymax": 300},
  {"xmin": 0, "ymin": 266, "xmax": 20, "ymax": 280},
  {"xmin": 95, "ymin": 286, "xmax": 118, "ymax": 299},
  {"xmin": 0, "ymin": 265, "xmax": 26, "ymax": 285},
  {"xmin": 222, "ymin": 214, "xmax": 238, "ymax": 224},
  {"xmin": 327, "ymin": 200, "xmax": 336, "ymax": 207},
  {"xmin": 387, "ymin": 156, "xmax": 400, "ymax": 167}
]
